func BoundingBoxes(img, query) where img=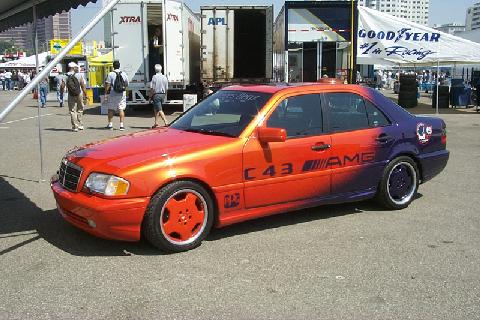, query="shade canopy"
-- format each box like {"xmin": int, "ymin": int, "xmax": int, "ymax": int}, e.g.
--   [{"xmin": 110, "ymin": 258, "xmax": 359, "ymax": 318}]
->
[
  {"xmin": 357, "ymin": 6, "xmax": 480, "ymax": 66},
  {"xmin": 0, "ymin": 0, "xmax": 97, "ymax": 32},
  {"xmin": 88, "ymin": 51, "xmax": 113, "ymax": 66},
  {"xmin": 0, "ymin": 52, "xmax": 49, "ymax": 69}
]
